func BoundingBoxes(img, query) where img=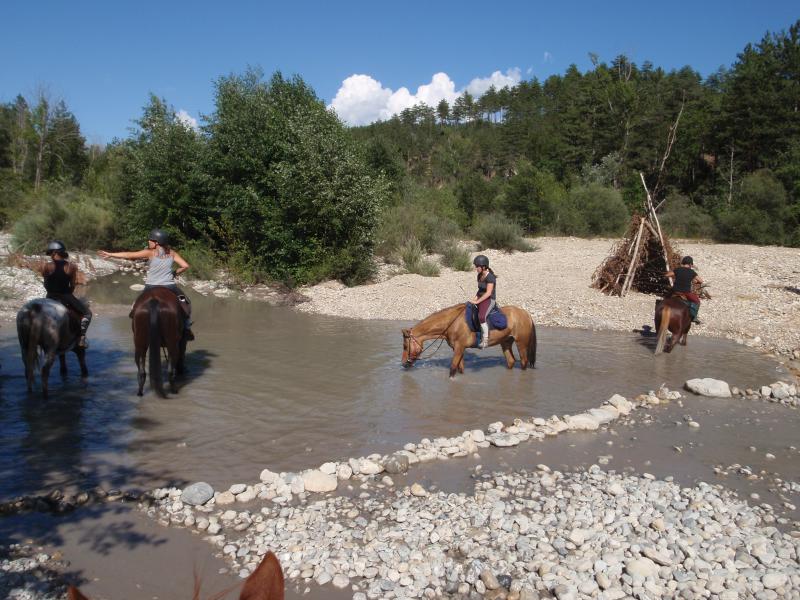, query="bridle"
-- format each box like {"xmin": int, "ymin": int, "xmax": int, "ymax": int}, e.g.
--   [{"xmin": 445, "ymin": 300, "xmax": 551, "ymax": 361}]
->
[{"xmin": 403, "ymin": 308, "xmax": 466, "ymax": 367}]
